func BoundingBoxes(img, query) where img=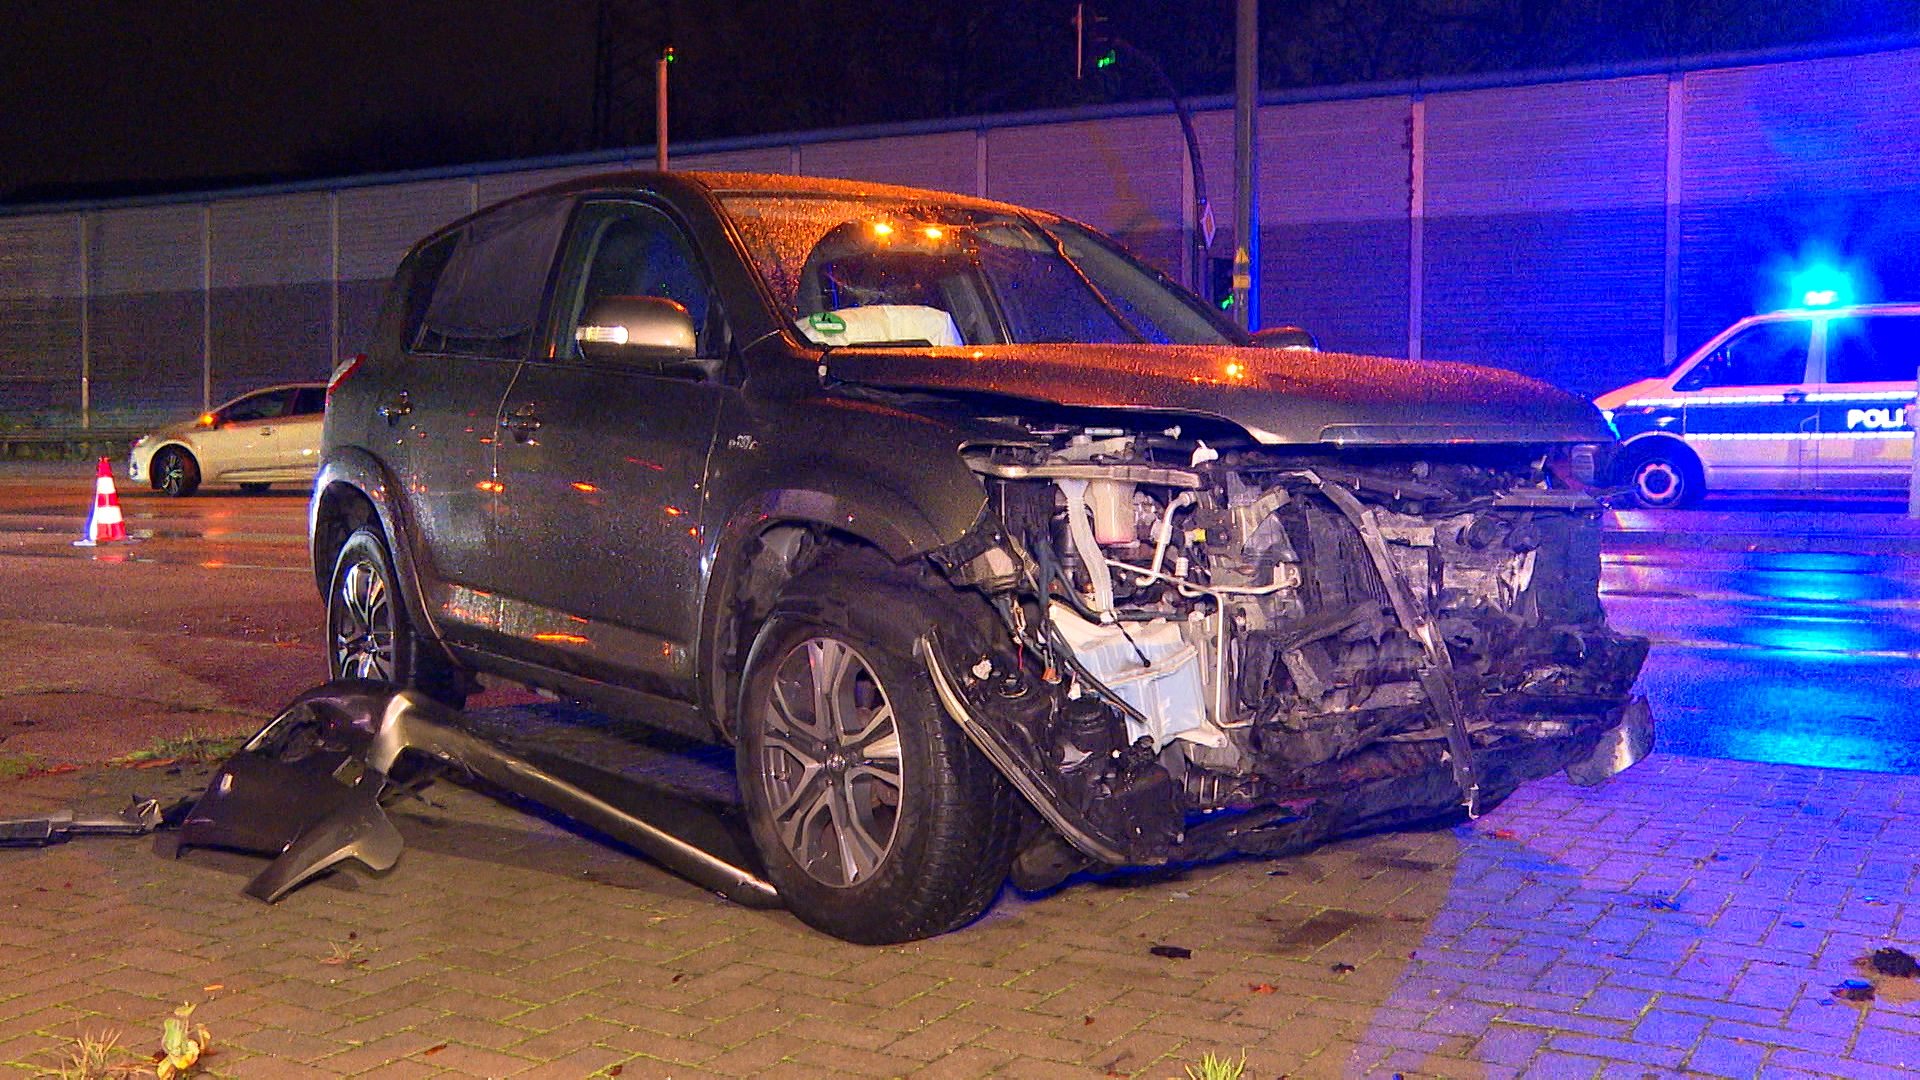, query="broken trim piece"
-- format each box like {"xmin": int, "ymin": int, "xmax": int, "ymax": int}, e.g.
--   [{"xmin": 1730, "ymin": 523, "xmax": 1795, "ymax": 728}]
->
[
  {"xmin": 917, "ymin": 634, "xmax": 1132, "ymax": 866},
  {"xmin": 1564, "ymin": 695, "xmax": 1656, "ymax": 786},
  {"xmin": 0, "ymin": 798, "xmax": 162, "ymax": 847}
]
